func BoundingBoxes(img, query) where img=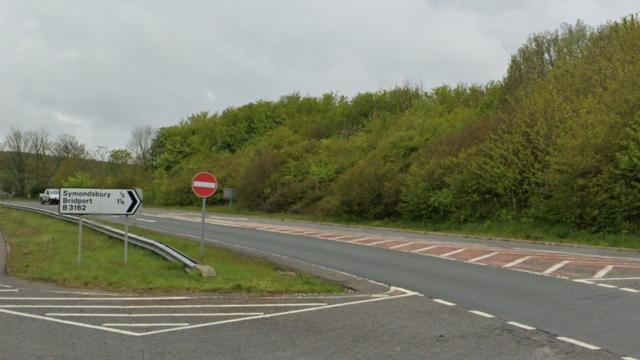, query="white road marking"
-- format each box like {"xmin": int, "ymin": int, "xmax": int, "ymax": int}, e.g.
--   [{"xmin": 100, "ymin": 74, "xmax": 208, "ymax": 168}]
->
[
  {"xmin": 411, "ymin": 245, "xmax": 439, "ymax": 253},
  {"xmin": 0, "ymin": 303, "xmax": 326, "ymax": 309},
  {"xmin": 468, "ymin": 310, "xmax": 494, "ymax": 318},
  {"xmin": 40, "ymin": 290, "xmax": 123, "ymax": 296},
  {"xmin": 469, "ymin": 252, "xmax": 499, "ymax": 263},
  {"xmin": 332, "ymin": 235, "xmax": 357, "ymax": 240},
  {"xmin": 542, "ymin": 260, "xmax": 570, "ymax": 275},
  {"xmin": 0, "ymin": 289, "xmax": 19, "ymax": 292},
  {"xmin": 506, "ymin": 321, "xmax": 535, "ymax": 330},
  {"xmin": 0, "ymin": 308, "xmax": 139, "ymax": 336},
  {"xmin": 580, "ymin": 277, "xmax": 640, "ymax": 282},
  {"xmin": 137, "ymin": 290, "xmax": 418, "ymax": 337},
  {"xmin": 46, "ymin": 312, "xmax": 264, "ymax": 317},
  {"xmin": 619, "ymin": 288, "xmax": 639, "ymax": 293},
  {"xmin": 440, "ymin": 248, "xmax": 465, "ymax": 258},
  {"xmin": 368, "ymin": 239, "xmax": 395, "ymax": 246},
  {"xmin": 136, "ymin": 219, "xmax": 157, "ymax": 223},
  {"xmin": 556, "ymin": 336, "xmax": 600, "ymax": 350},
  {"xmin": 503, "ymin": 256, "xmax": 532, "ymax": 268},
  {"xmin": 596, "ymin": 283, "xmax": 618, "ymax": 289},
  {"xmin": 573, "ymin": 279, "xmax": 596, "ymax": 285},
  {"xmin": 593, "ymin": 265, "xmax": 614, "ymax": 279},
  {"xmin": 0, "ymin": 284, "xmax": 12, "ymax": 288},
  {"xmin": 0, "ymin": 296, "xmax": 193, "ymax": 301},
  {"xmin": 388, "ymin": 242, "xmax": 414, "ymax": 250},
  {"xmin": 103, "ymin": 323, "xmax": 189, "ymax": 327},
  {"xmin": 433, "ymin": 299, "xmax": 456, "ymax": 306},
  {"xmin": 622, "ymin": 356, "xmax": 639, "ymax": 360}
]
